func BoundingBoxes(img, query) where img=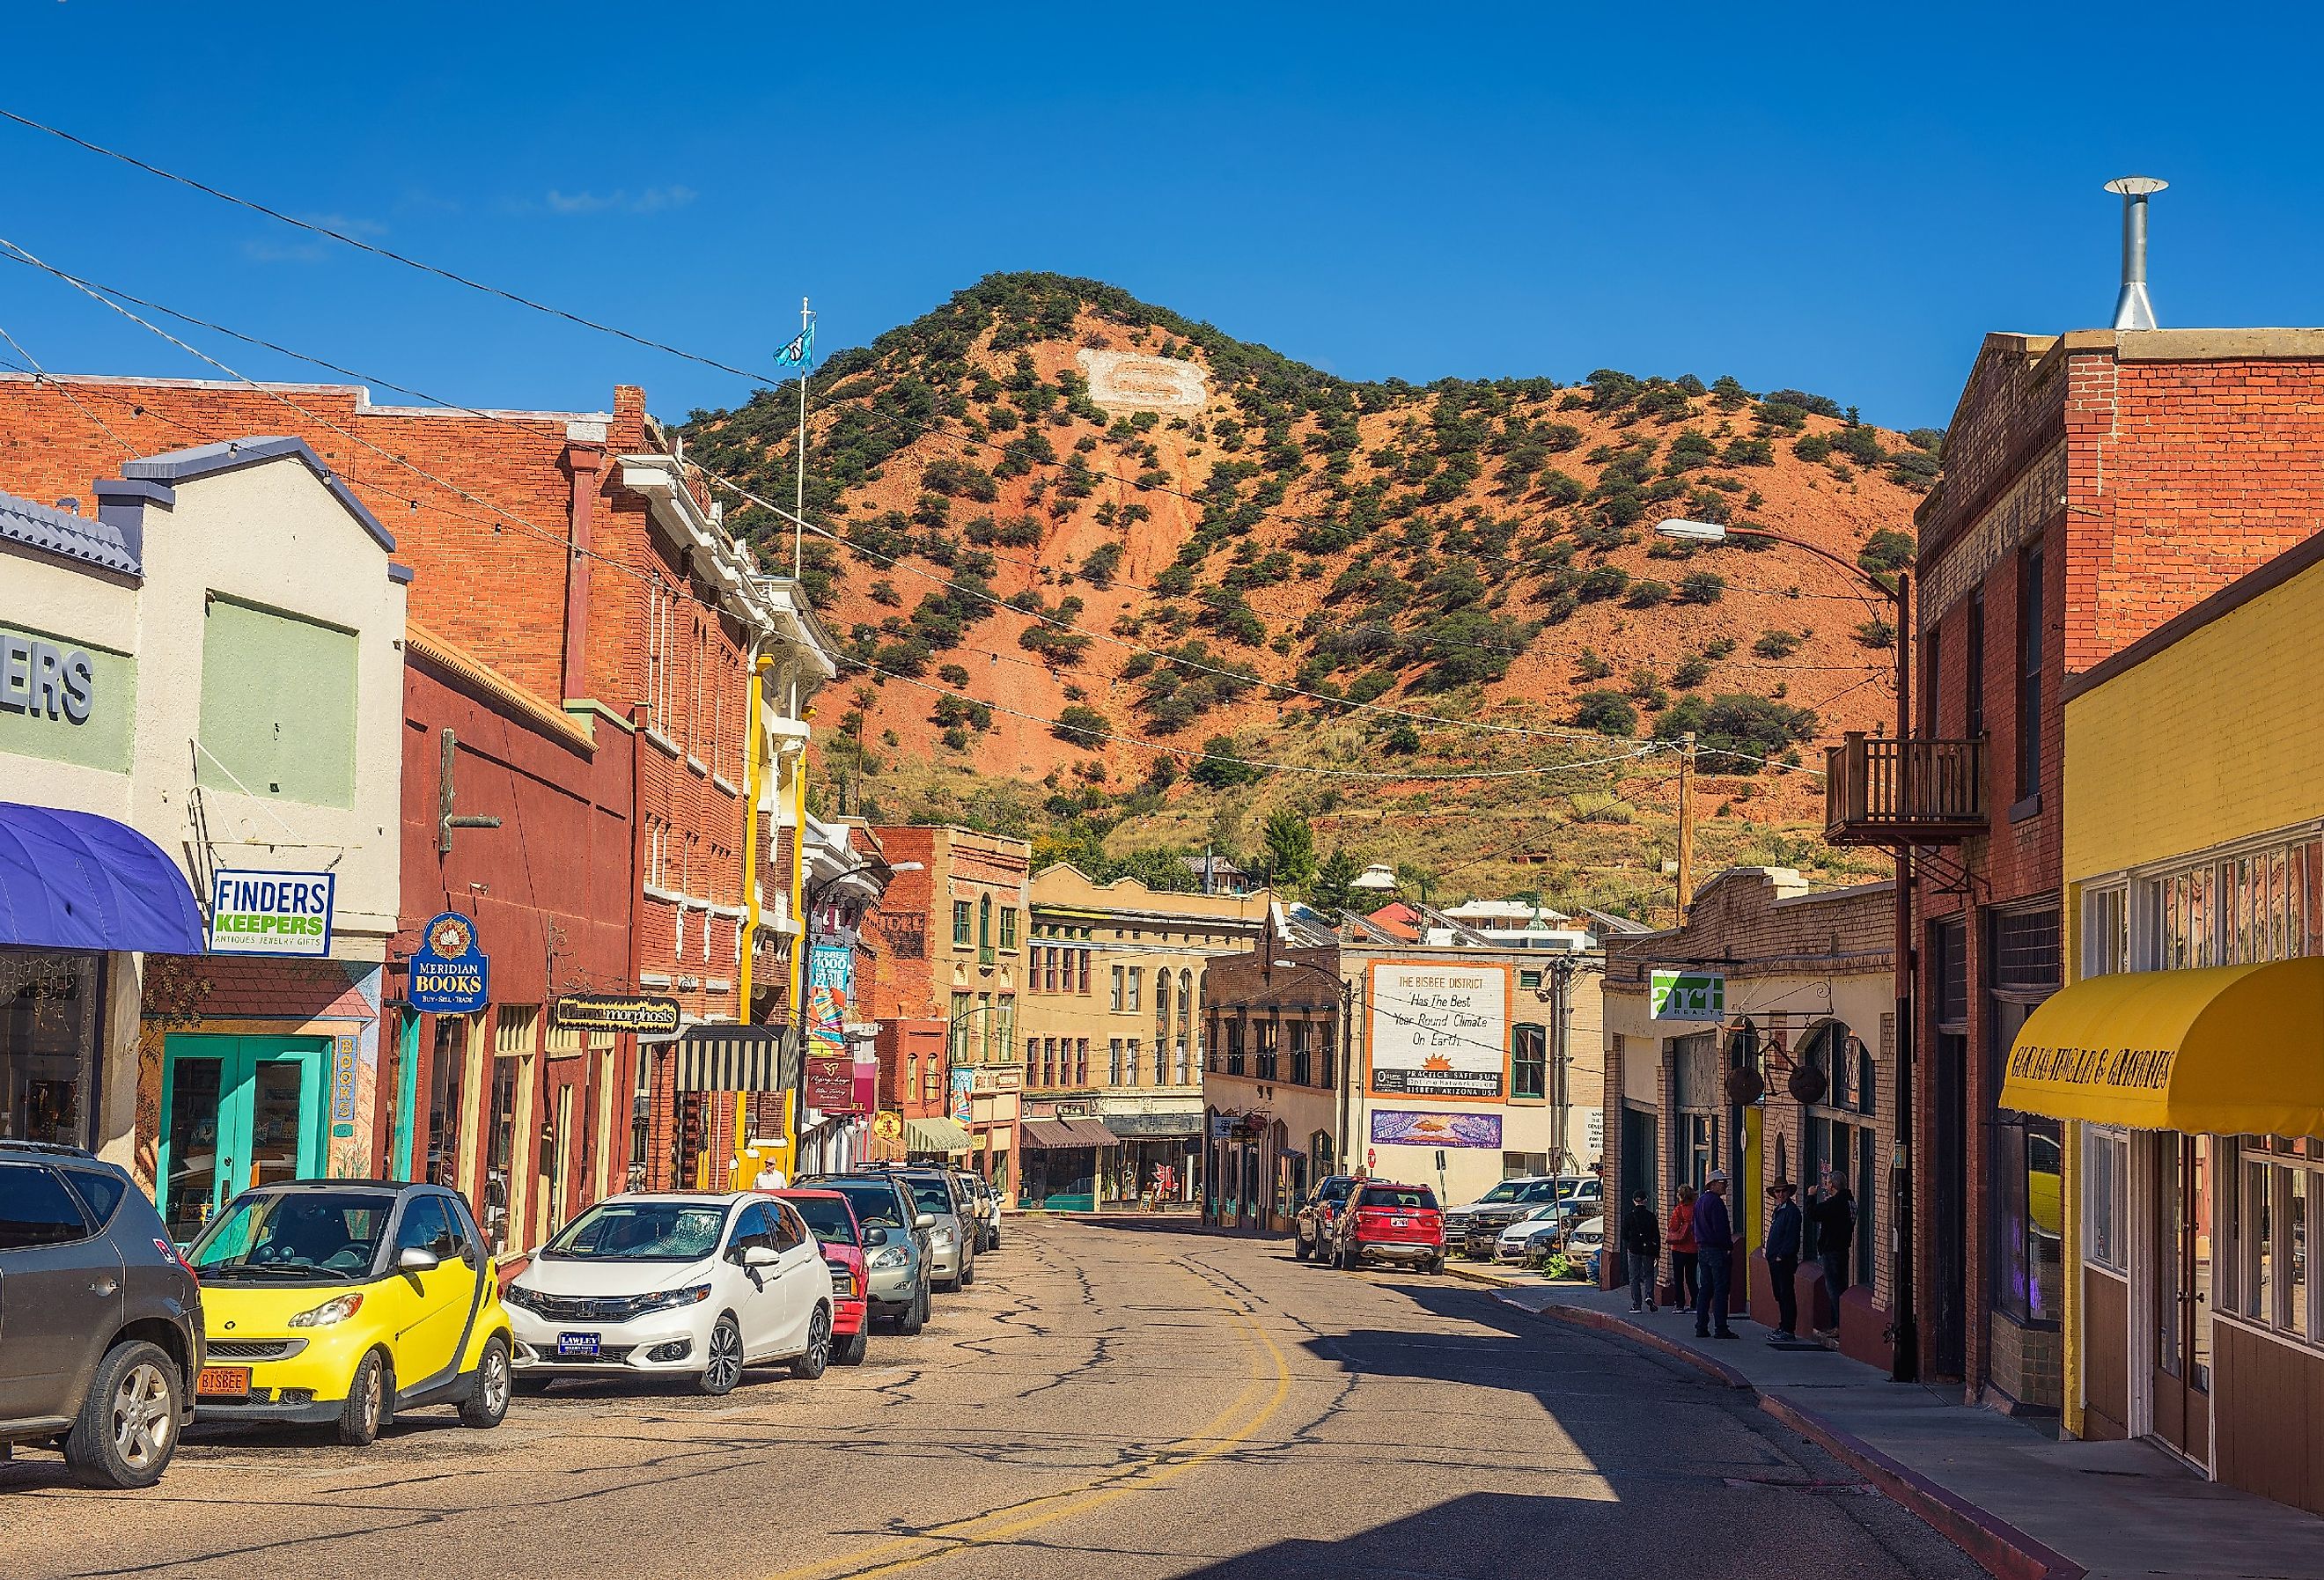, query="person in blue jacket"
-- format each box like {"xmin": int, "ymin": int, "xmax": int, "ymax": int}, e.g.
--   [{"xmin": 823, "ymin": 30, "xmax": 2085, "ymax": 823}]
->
[
  {"xmin": 1691, "ymin": 1171, "xmax": 1737, "ymax": 1339},
  {"xmin": 1764, "ymin": 1180, "xmax": 1803, "ymax": 1341}
]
